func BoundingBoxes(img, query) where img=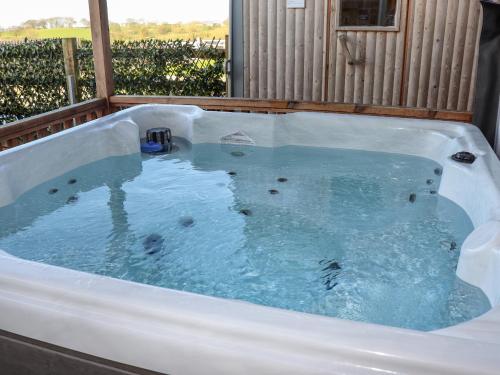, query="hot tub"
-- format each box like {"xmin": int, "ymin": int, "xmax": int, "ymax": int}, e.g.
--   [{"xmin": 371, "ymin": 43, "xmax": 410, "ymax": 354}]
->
[{"xmin": 0, "ymin": 105, "xmax": 499, "ymax": 374}]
